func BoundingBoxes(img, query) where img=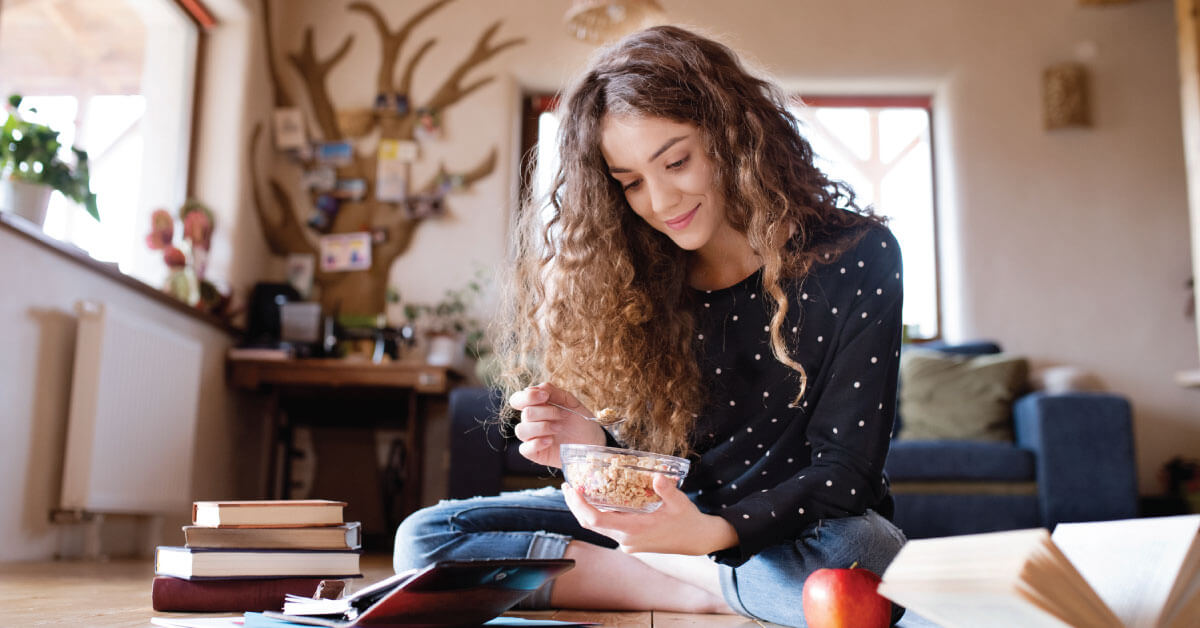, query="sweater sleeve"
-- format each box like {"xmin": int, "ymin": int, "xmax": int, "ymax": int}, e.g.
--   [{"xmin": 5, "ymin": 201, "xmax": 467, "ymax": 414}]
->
[{"xmin": 711, "ymin": 230, "xmax": 903, "ymax": 565}]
